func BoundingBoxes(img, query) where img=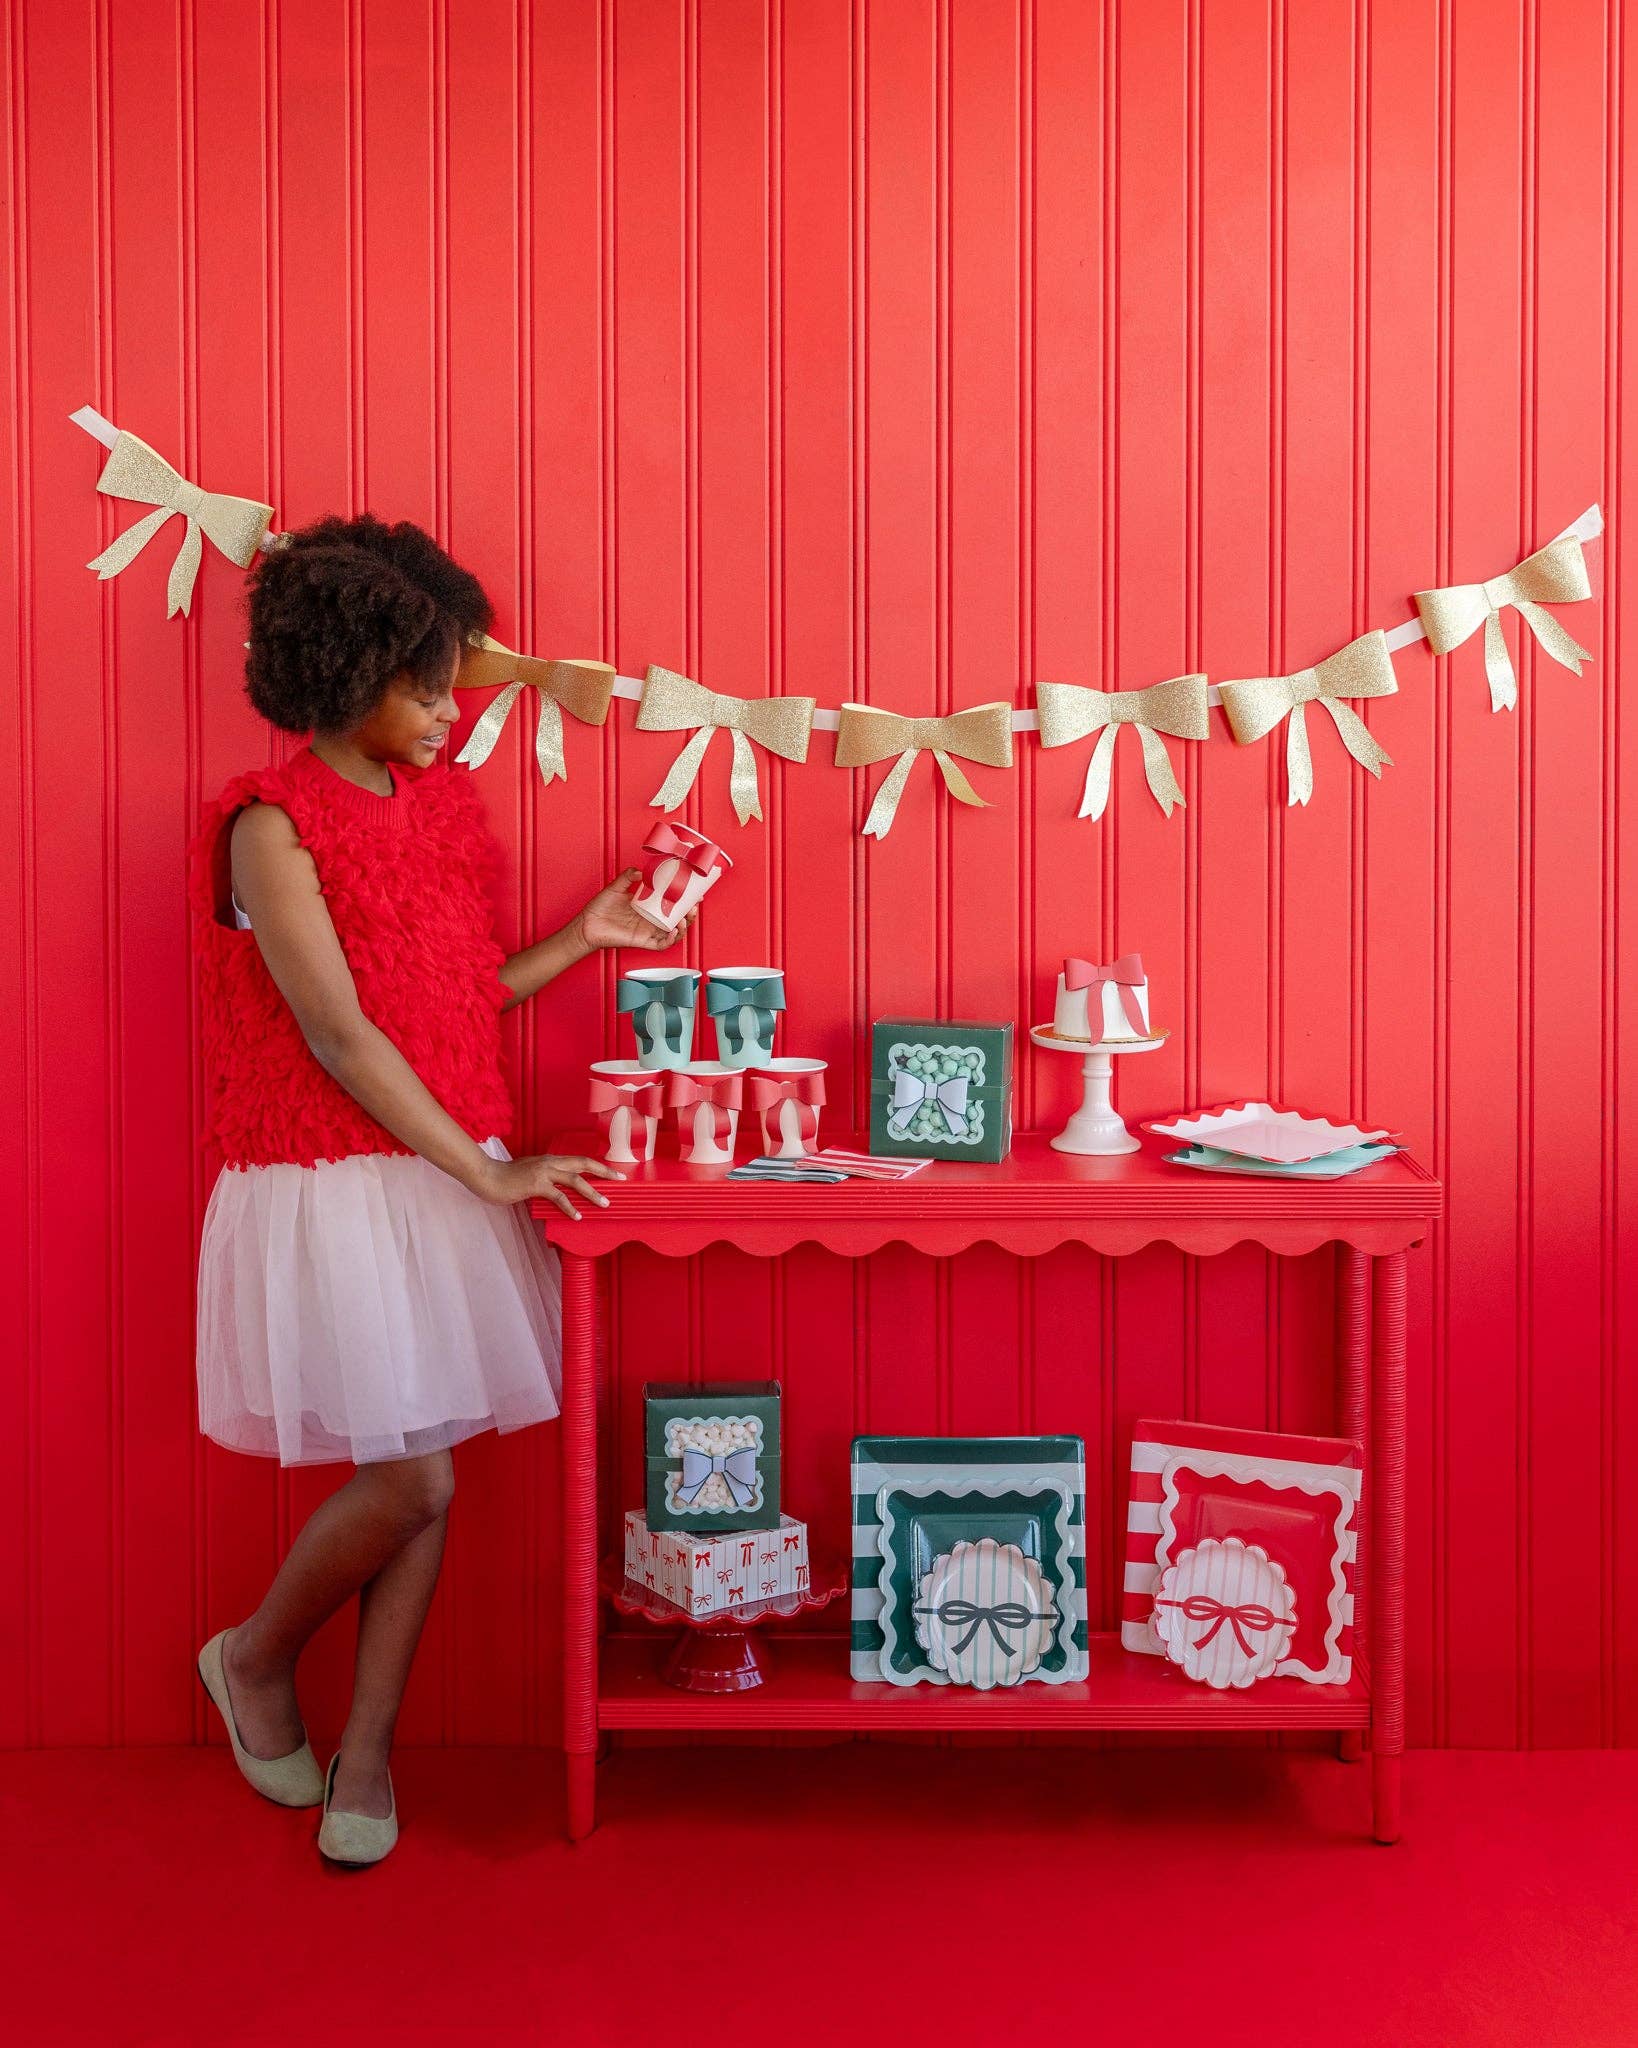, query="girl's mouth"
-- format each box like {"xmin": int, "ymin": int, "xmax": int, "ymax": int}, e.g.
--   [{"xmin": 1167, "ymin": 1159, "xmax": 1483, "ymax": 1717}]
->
[{"xmin": 419, "ymin": 731, "xmax": 449, "ymax": 750}]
